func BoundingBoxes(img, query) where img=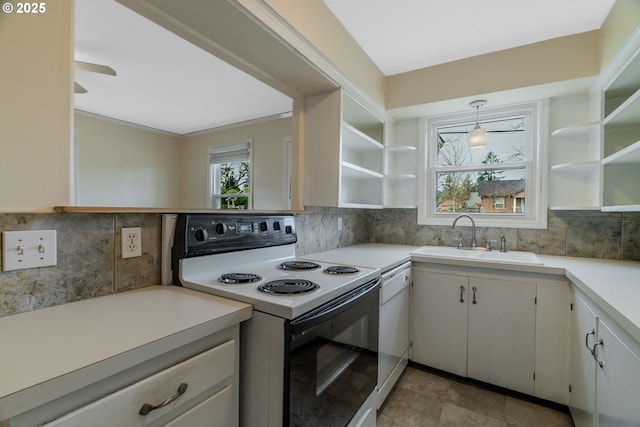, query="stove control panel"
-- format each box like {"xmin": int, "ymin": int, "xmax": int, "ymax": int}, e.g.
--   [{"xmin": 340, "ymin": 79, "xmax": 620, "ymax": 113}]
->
[{"xmin": 172, "ymin": 214, "xmax": 297, "ymax": 259}]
